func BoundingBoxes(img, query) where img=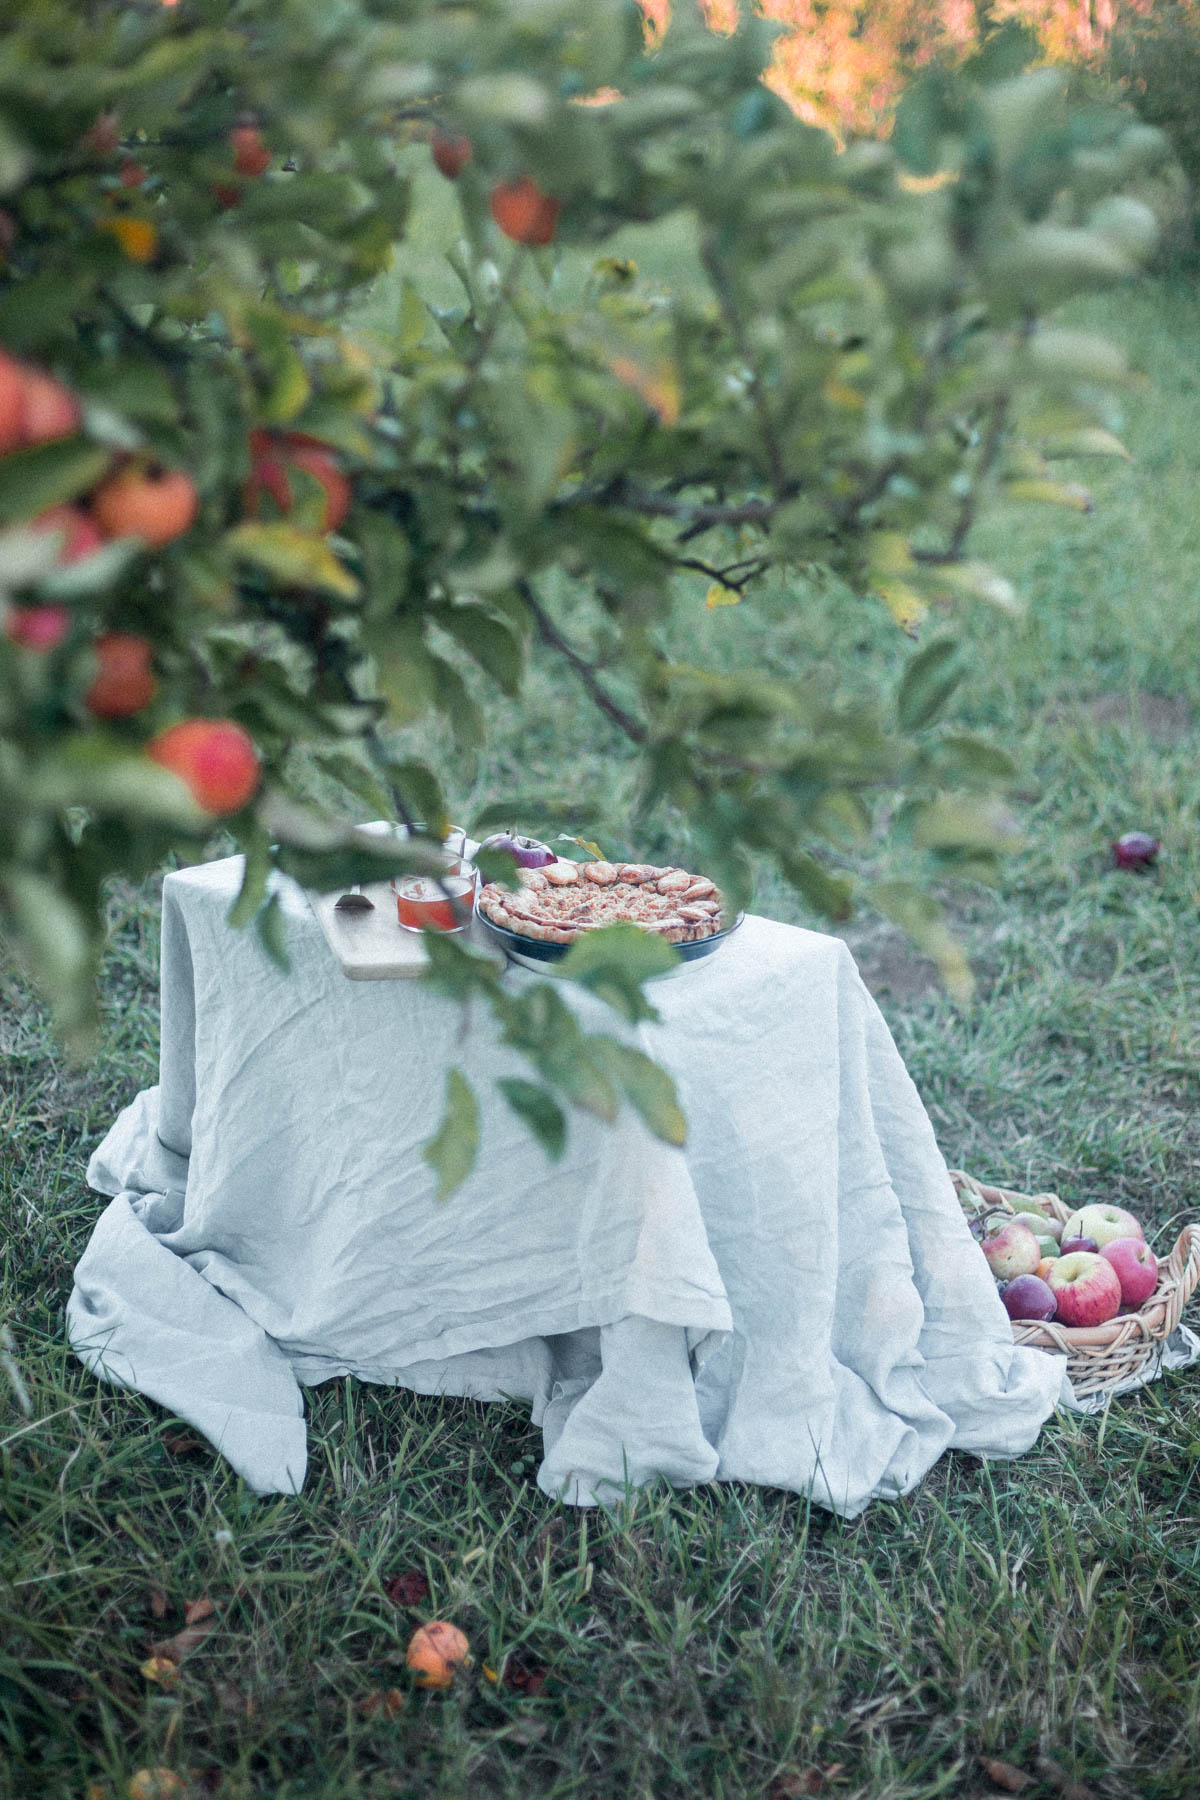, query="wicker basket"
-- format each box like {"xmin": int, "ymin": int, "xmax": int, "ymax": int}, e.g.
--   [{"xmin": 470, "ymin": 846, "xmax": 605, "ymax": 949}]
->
[{"xmin": 950, "ymin": 1170, "xmax": 1200, "ymax": 1403}]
